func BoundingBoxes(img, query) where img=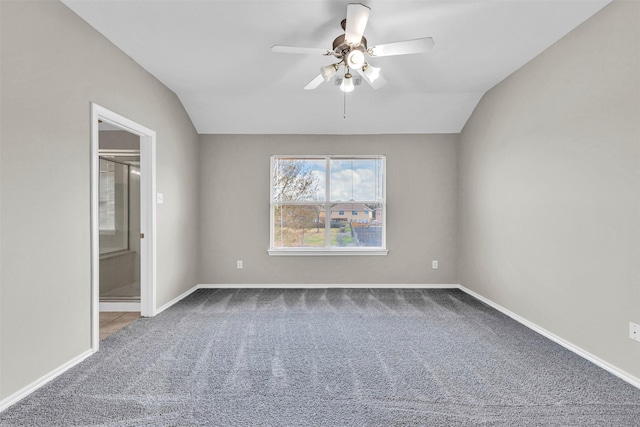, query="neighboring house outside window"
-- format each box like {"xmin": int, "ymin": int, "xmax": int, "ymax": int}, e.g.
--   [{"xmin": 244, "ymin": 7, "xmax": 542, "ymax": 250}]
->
[{"xmin": 270, "ymin": 155, "xmax": 386, "ymax": 255}]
